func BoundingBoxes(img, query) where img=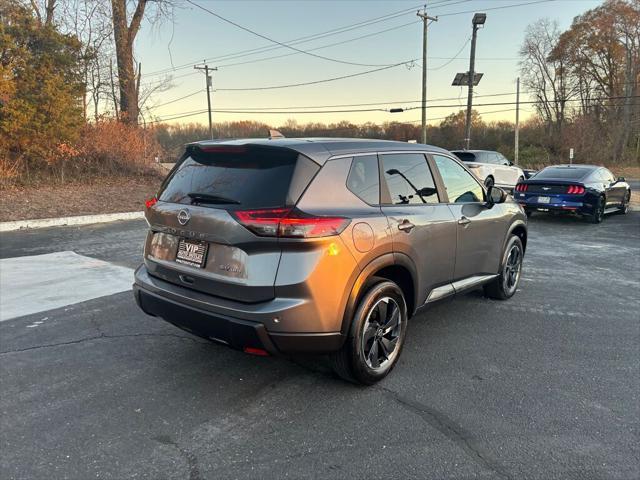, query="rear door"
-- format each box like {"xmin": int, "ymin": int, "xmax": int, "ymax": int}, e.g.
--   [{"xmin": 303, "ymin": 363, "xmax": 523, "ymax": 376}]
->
[
  {"xmin": 145, "ymin": 144, "xmax": 319, "ymax": 302},
  {"xmin": 379, "ymin": 152, "xmax": 457, "ymax": 304},
  {"xmin": 431, "ymin": 154, "xmax": 507, "ymax": 280},
  {"xmin": 601, "ymin": 168, "xmax": 625, "ymax": 205}
]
